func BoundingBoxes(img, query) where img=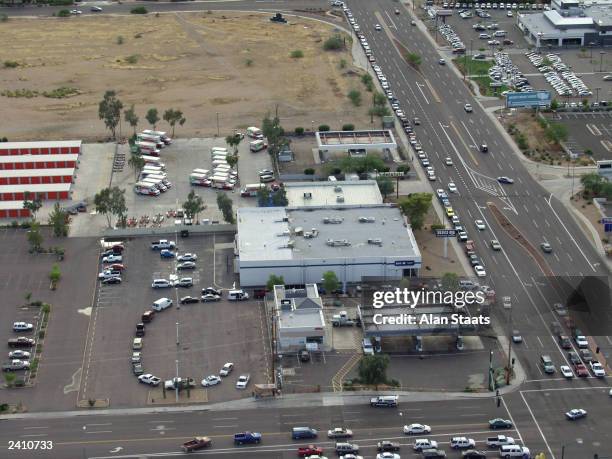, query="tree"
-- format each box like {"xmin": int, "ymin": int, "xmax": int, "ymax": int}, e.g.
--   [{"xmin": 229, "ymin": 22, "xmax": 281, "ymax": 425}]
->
[
  {"xmin": 441, "ymin": 272, "xmax": 459, "ymax": 292},
  {"xmin": 376, "ymin": 177, "xmax": 394, "ymax": 200},
  {"xmin": 49, "ymin": 264, "xmax": 61, "ymax": 289},
  {"xmin": 348, "ymin": 89, "xmax": 362, "ymax": 106},
  {"xmin": 23, "ymin": 191, "xmax": 42, "ymax": 221},
  {"xmin": 128, "ymin": 154, "xmax": 145, "ymax": 179},
  {"xmin": 226, "ymin": 154, "xmax": 238, "ymax": 168},
  {"xmin": 398, "ymin": 193, "xmax": 432, "ymax": 230},
  {"xmin": 216, "ymin": 192, "xmax": 235, "ymax": 223},
  {"xmin": 163, "ymin": 108, "xmax": 186, "ymax": 137},
  {"xmin": 550, "ymin": 99, "xmax": 559, "ymax": 111},
  {"xmin": 581, "ymin": 173, "xmax": 607, "ymax": 196},
  {"xmin": 145, "ymin": 108, "xmax": 160, "ymax": 130},
  {"xmin": 271, "ymin": 187, "xmax": 288, "ymax": 207},
  {"xmin": 257, "ymin": 187, "xmax": 271, "ymax": 207},
  {"xmin": 323, "ymin": 34, "xmax": 344, "ymax": 51},
  {"xmin": 322, "ymin": 270, "xmax": 340, "ymax": 294},
  {"xmin": 48, "ymin": 202, "xmax": 68, "ymax": 237},
  {"xmin": 266, "ymin": 274, "xmax": 285, "ymax": 291},
  {"xmin": 98, "ymin": 90, "xmax": 123, "ymax": 139},
  {"xmin": 124, "ymin": 104, "xmax": 139, "ymax": 135},
  {"xmin": 373, "ymin": 91, "xmax": 387, "ymax": 107},
  {"xmin": 94, "ymin": 186, "xmax": 127, "ymax": 228},
  {"xmin": 27, "ymin": 221, "xmax": 43, "ymax": 253},
  {"xmin": 225, "ymin": 133, "xmax": 243, "ymax": 153},
  {"xmin": 182, "ymin": 190, "xmax": 206, "ymax": 222},
  {"xmin": 3, "ymin": 372, "xmax": 16, "ymax": 388},
  {"xmin": 545, "ymin": 123, "xmax": 568, "ymax": 145},
  {"xmin": 358, "ymin": 354, "xmax": 389, "ymax": 385},
  {"xmin": 405, "ymin": 52, "xmax": 421, "ymax": 68},
  {"xmin": 262, "ymin": 113, "xmax": 288, "ymax": 168}
]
